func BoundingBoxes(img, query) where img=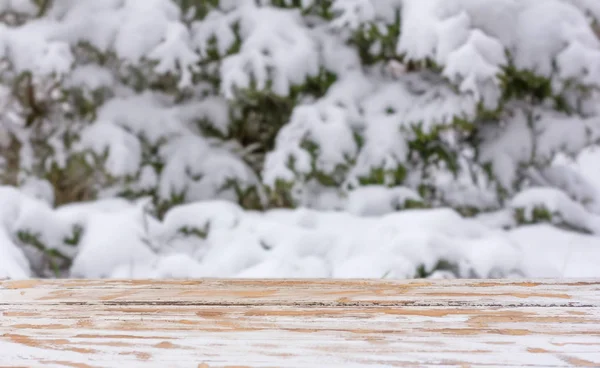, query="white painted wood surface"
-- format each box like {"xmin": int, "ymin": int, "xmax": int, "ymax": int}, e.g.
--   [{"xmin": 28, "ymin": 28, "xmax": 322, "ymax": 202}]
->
[{"xmin": 1, "ymin": 279, "xmax": 599, "ymax": 367}]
